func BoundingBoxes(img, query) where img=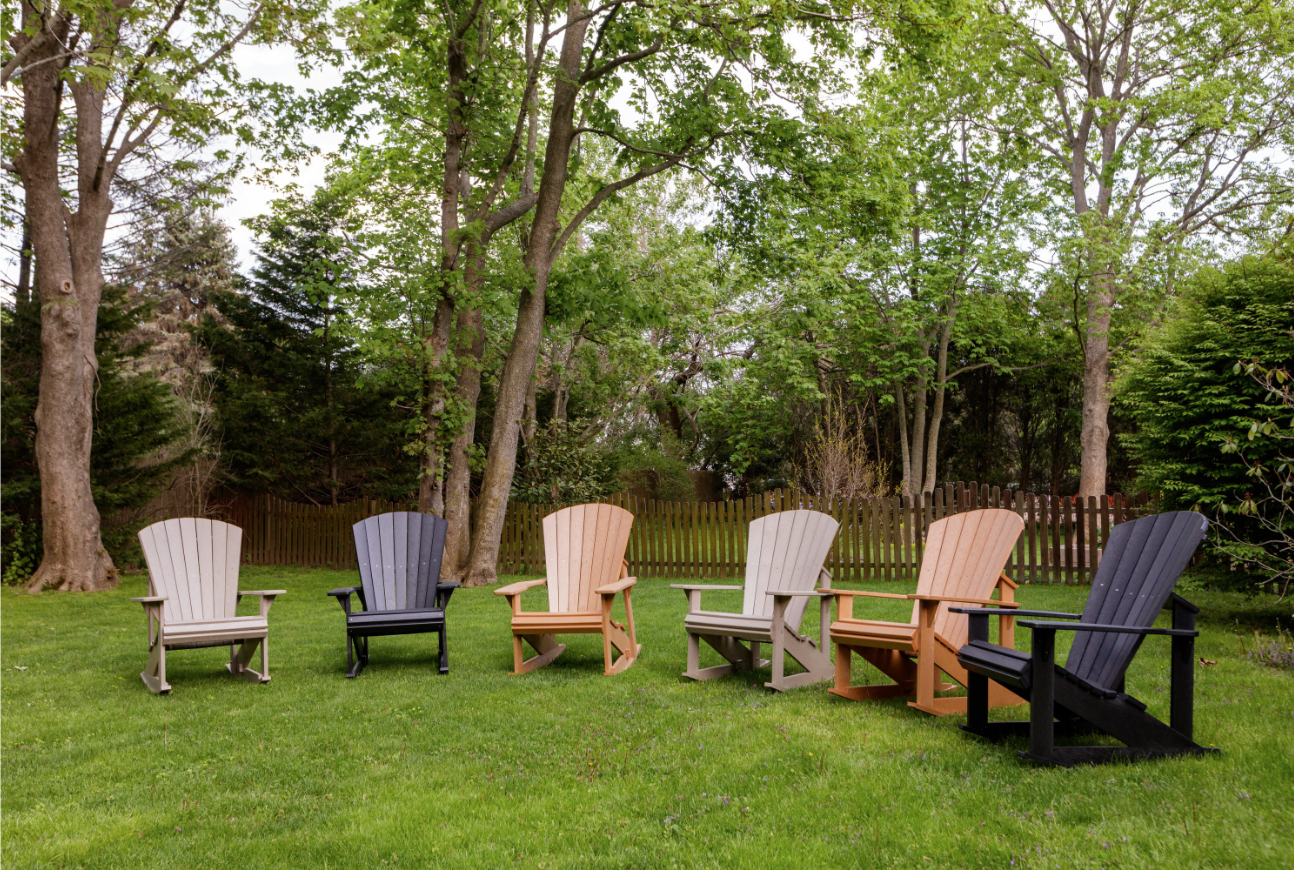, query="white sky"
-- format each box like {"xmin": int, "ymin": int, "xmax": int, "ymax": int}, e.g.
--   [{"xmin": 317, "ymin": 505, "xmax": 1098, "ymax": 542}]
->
[{"xmin": 220, "ymin": 43, "xmax": 345, "ymax": 269}]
